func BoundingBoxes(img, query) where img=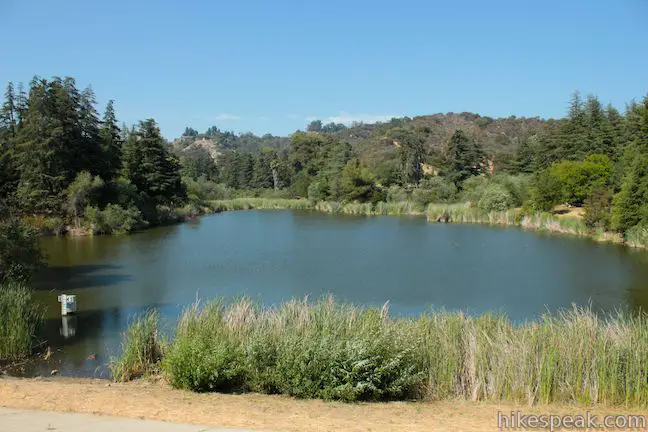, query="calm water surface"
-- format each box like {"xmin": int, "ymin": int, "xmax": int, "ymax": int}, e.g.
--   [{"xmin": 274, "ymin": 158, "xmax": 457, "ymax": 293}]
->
[{"xmin": 20, "ymin": 210, "xmax": 648, "ymax": 377}]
